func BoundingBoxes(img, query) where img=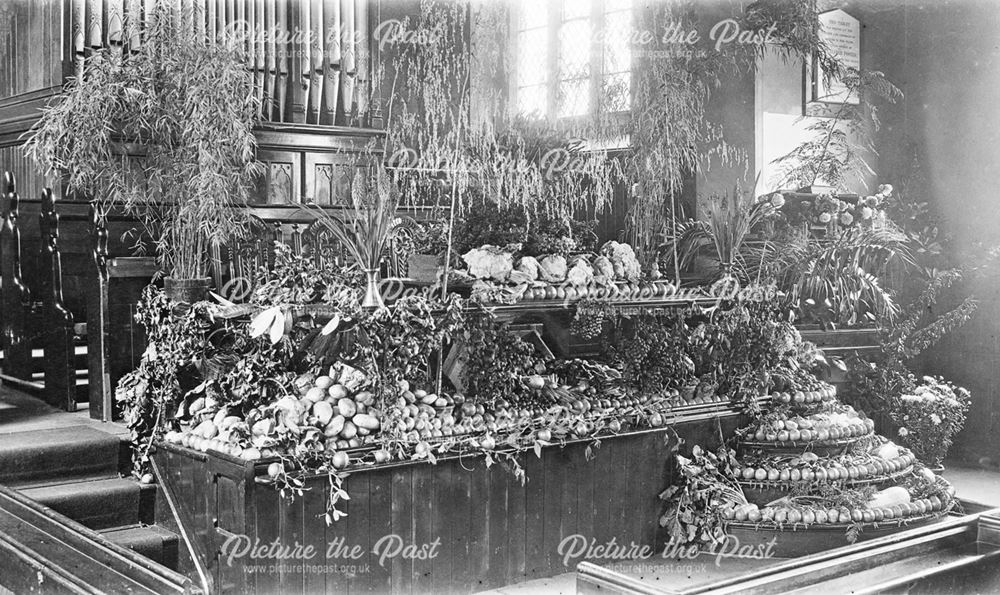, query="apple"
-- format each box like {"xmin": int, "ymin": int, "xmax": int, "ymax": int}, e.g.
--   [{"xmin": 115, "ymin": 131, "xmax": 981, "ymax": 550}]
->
[{"xmin": 331, "ymin": 451, "xmax": 350, "ymax": 469}]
